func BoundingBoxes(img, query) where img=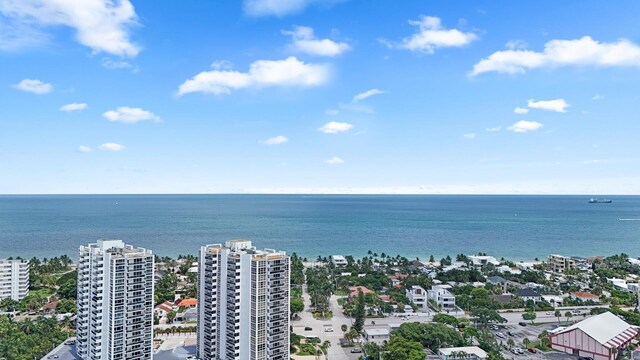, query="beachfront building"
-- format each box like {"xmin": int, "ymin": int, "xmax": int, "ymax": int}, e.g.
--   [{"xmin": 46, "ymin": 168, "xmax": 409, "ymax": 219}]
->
[
  {"xmin": 549, "ymin": 312, "xmax": 638, "ymax": 360},
  {"xmin": 406, "ymin": 285, "xmax": 428, "ymax": 309},
  {"xmin": 0, "ymin": 258, "xmax": 29, "ymax": 301},
  {"xmin": 438, "ymin": 346, "xmax": 487, "ymax": 360},
  {"xmin": 76, "ymin": 240, "xmax": 154, "ymax": 360},
  {"xmin": 428, "ymin": 285, "xmax": 456, "ymax": 311},
  {"xmin": 330, "ymin": 255, "xmax": 348, "ymax": 267},
  {"xmin": 548, "ymin": 254, "xmax": 580, "ymax": 273},
  {"xmin": 198, "ymin": 240, "xmax": 290, "ymax": 360},
  {"xmin": 468, "ymin": 255, "xmax": 499, "ymax": 267}
]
